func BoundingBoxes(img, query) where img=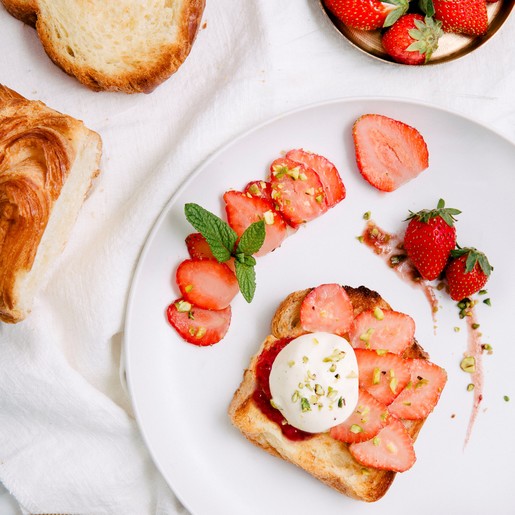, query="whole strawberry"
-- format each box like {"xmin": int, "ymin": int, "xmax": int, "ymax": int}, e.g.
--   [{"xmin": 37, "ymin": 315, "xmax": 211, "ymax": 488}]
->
[
  {"xmin": 403, "ymin": 199, "xmax": 461, "ymax": 280},
  {"xmin": 432, "ymin": 0, "xmax": 488, "ymax": 36},
  {"xmin": 382, "ymin": 14, "xmax": 443, "ymax": 65},
  {"xmin": 445, "ymin": 247, "xmax": 493, "ymax": 301},
  {"xmin": 323, "ymin": 0, "xmax": 409, "ymax": 31}
]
